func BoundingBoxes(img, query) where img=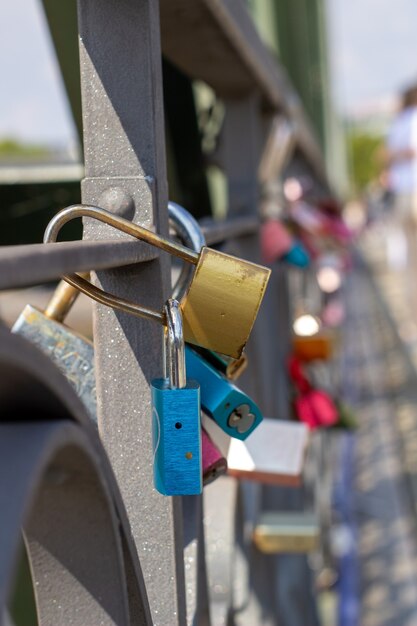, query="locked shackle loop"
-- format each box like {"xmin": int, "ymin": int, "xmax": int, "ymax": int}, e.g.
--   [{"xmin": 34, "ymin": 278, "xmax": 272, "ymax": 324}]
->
[
  {"xmin": 43, "ymin": 203, "xmax": 203, "ymax": 325},
  {"xmin": 164, "ymin": 299, "xmax": 186, "ymax": 390},
  {"xmin": 44, "ymin": 204, "xmax": 199, "ymax": 263},
  {"xmin": 168, "ymin": 201, "xmax": 206, "ymax": 301},
  {"xmin": 45, "ymin": 202, "xmax": 271, "ymax": 358}
]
